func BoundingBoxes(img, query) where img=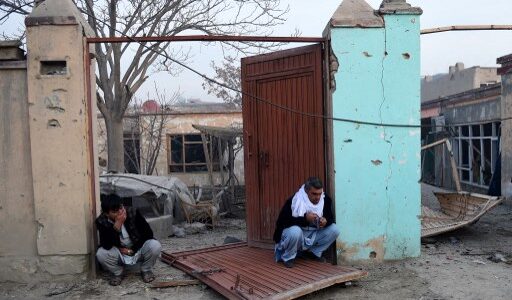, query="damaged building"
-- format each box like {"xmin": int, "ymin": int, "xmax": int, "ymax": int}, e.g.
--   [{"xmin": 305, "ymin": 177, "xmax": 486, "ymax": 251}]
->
[
  {"xmin": 421, "ymin": 58, "xmax": 512, "ymax": 199},
  {"xmin": 97, "ymin": 101, "xmax": 244, "ymax": 186}
]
